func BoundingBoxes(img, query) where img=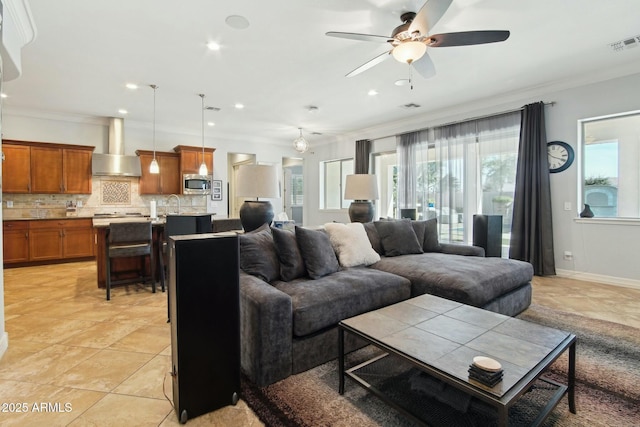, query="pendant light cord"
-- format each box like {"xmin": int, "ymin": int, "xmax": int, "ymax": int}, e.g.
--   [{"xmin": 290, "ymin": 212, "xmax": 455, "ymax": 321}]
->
[{"xmin": 151, "ymin": 84, "xmax": 158, "ymax": 159}]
